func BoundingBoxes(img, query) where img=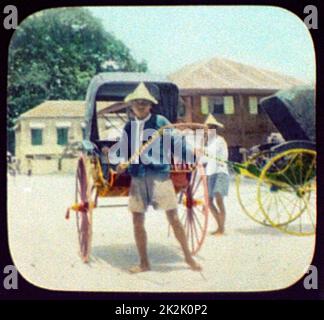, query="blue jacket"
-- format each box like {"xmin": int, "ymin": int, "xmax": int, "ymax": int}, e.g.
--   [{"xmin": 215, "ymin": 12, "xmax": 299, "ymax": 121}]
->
[{"xmin": 120, "ymin": 114, "xmax": 195, "ymax": 177}]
